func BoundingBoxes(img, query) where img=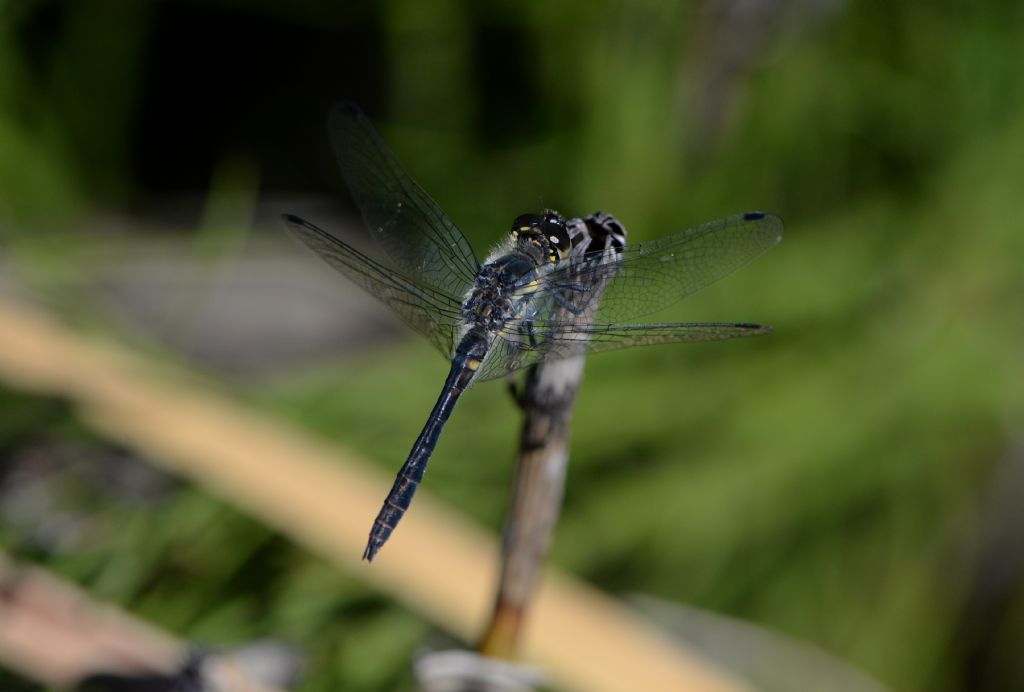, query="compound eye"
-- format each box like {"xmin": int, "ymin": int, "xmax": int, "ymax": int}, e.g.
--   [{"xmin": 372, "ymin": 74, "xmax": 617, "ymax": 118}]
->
[
  {"xmin": 543, "ymin": 215, "xmax": 570, "ymax": 254},
  {"xmin": 511, "ymin": 213, "xmax": 543, "ymax": 232}
]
